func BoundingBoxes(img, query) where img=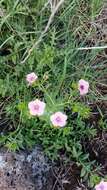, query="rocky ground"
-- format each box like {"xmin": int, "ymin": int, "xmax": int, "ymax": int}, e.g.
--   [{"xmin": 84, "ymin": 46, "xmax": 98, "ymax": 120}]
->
[
  {"xmin": 0, "ymin": 146, "xmax": 82, "ymax": 190},
  {"xmin": 0, "ymin": 146, "xmax": 53, "ymax": 190}
]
